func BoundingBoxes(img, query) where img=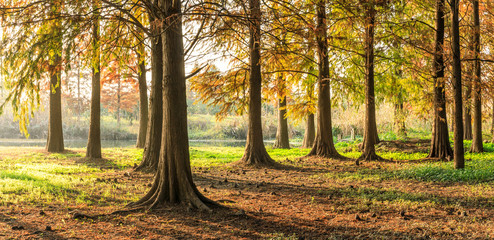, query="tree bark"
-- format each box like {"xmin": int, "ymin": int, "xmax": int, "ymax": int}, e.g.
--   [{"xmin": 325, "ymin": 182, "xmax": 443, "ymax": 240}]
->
[
  {"xmin": 129, "ymin": 0, "xmax": 216, "ymax": 211},
  {"xmin": 273, "ymin": 94, "xmax": 290, "ymax": 149},
  {"xmin": 117, "ymin": 76, "xmax": 121, "ymax": 129},
  {"xmin": 46, "ymin": 2, "xmax": 64, "ymax": 153},
  {"xmin": 135, "ymin": 22, "xmax": 163, "ymax": 173},
  {"xmin": 302, "ymin": 113, "xmax": 315, "ymax": 148},
  {"xmin": 359, "ymin": 1, "xmax": 381, "ymax": 161},
  {"xmin": 86, "ymin": 3, "xmax": 101, "ymax": 159},
  {"xmin": 451, "ymin": 0, "xmax": 464, "ymax": 169},
  {"xmin": 470, "ymin": 0, "xmax": 483, "ymax": 153},
  {"xmin": 136, "ymin": 41, "xmax": 149, "ymax": 148},
  {"xmin": 394, "ymin": 102, "xmax": 406, "ymax": 138},
  {"xmin": 428, "ymin": 0, "xmax": 453, "ymax": 160},
  {"xmin": 306, "ymin": 0, "xmax": 341, "ymax": 159},
  {"xmin": 239, "ymin": 0, "xmax": 275, "ymax": 166}
]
